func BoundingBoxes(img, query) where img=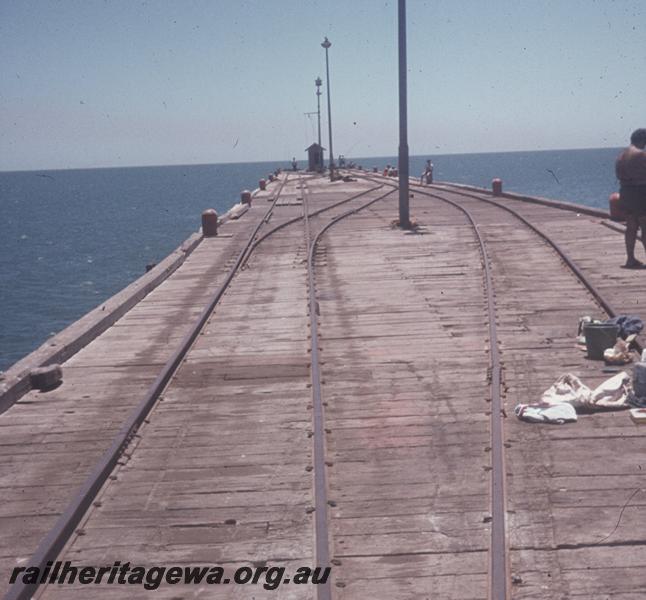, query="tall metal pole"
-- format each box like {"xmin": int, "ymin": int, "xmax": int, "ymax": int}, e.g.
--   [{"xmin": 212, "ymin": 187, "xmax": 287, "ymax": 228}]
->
[
  {"xmin": 398, "ymin": 0, "xmax": 410, "ymax": 228},
  {"xmin": 316, "ymin": 77, "xmax": 322, "ymax": 171},
  {"xmin": 322, "ymin": 37, "xmax": 334, "ymax": 181},
  {"xmin": 316, "ymin": 78, "xmax": 322, "ymax": 148}
]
